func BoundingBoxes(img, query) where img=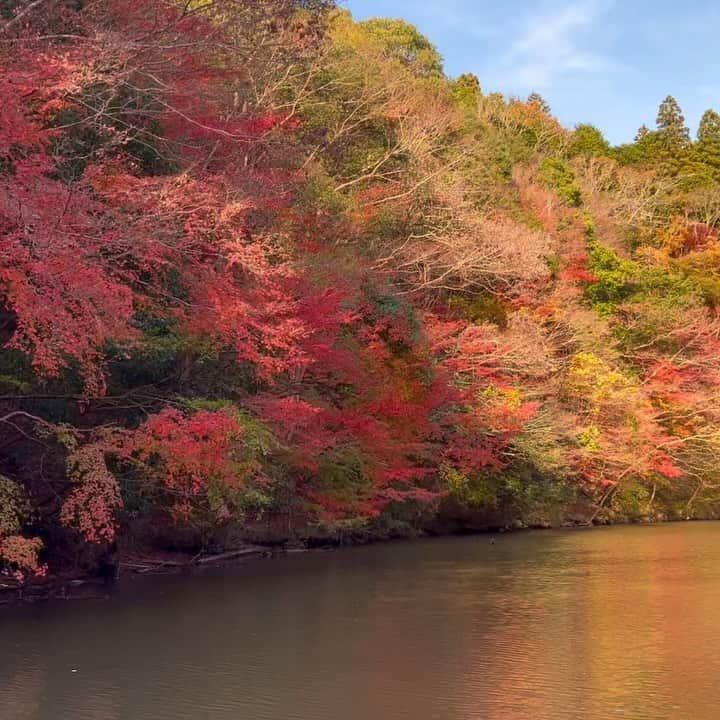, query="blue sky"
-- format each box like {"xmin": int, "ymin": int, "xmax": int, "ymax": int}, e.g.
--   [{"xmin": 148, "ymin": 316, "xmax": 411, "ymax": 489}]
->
[{"xmin": 343, "ymin": 0, "xmax": 720, "ymax": 145}]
